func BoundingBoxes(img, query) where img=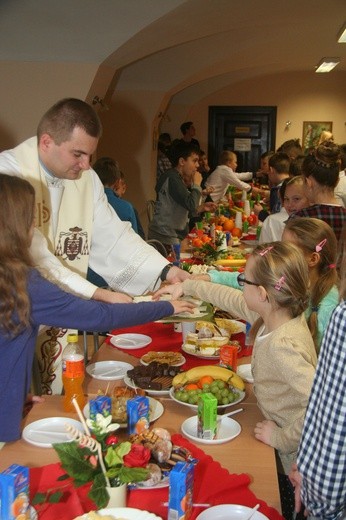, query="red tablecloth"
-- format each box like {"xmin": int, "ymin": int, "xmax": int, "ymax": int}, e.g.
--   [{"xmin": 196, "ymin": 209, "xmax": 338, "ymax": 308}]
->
[
  {"xmin": 29, "ymin": 434, "xmax": 282, "ymax": 519},
  {"xmin": 106, "ymin": 322, "xmax": 253, "ymax": 370}
]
